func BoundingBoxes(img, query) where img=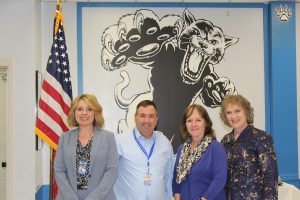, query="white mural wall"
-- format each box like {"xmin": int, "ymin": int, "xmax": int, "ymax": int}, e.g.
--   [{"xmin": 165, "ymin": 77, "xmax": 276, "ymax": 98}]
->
[{"xmin": 79, "ymin": 4, "xmax": 265, "ymax": 150}]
